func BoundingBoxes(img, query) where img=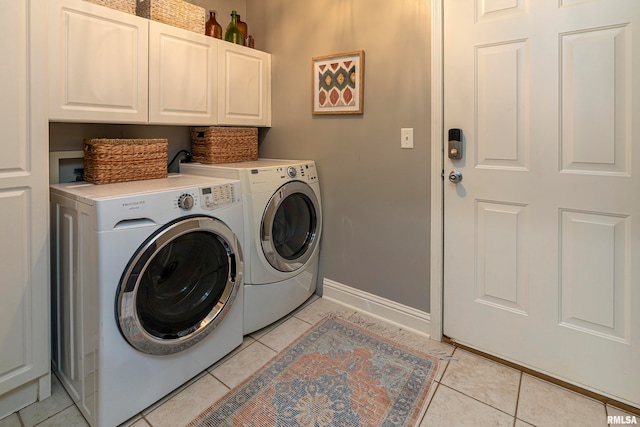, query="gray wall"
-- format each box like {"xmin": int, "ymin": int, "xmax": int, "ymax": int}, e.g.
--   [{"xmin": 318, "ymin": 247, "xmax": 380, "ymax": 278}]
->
[{"xmin": 247, "ymin": 0, "xmax": 432, "ymax": 312}]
